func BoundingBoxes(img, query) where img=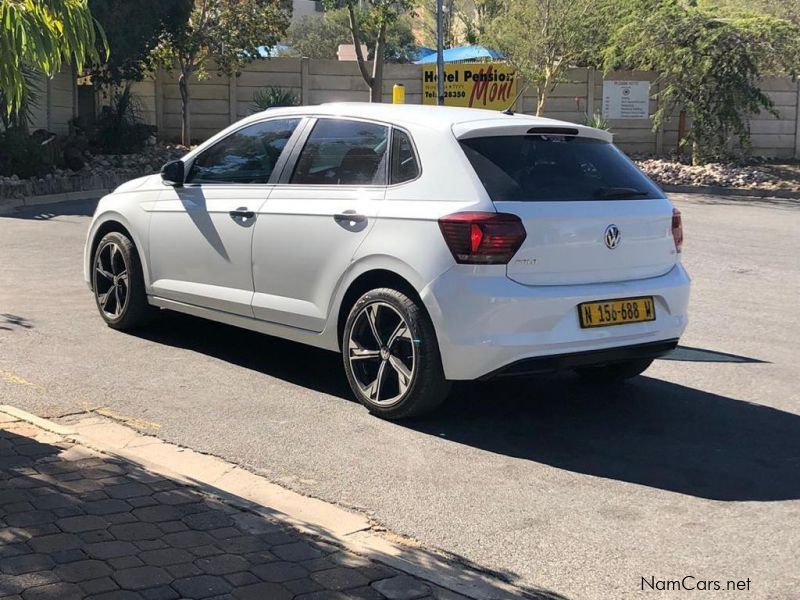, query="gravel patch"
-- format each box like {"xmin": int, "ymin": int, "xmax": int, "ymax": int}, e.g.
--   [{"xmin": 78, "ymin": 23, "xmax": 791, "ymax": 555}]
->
[{"xmin": 634, "ymin": 159, "xmax": 800, "ymax": 192}]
